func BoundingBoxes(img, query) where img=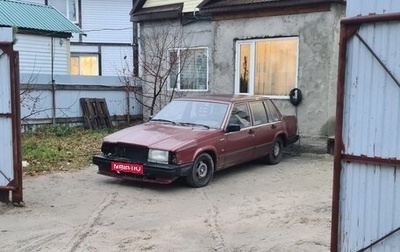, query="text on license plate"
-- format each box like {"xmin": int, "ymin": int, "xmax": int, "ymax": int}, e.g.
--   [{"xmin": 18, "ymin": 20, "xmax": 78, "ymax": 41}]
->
[{"xmin": 111, "ymin": 162, "xmax": 144, "ymax": 175}]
